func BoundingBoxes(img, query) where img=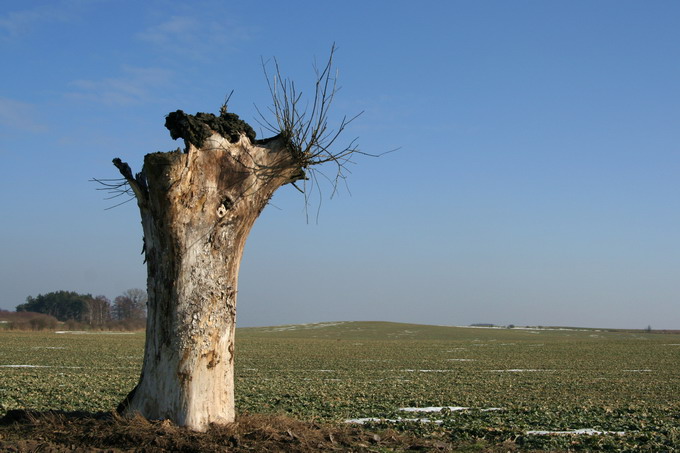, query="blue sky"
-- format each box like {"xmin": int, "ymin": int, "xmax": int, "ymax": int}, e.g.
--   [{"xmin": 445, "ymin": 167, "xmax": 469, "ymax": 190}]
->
[{"xmin": 1, "ymin": 1, "xmax": 678, "ymax": 329}]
